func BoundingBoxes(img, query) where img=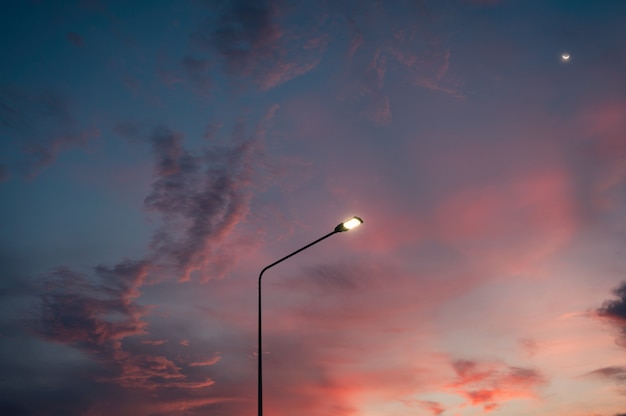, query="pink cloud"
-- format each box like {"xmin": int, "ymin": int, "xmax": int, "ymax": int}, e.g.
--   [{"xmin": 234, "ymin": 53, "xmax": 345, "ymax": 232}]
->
[
  {"xmin": 189, "ymin": 353, "xmax": 221, "ymax": 367},
  {"xmin": 418, "ymin": 400, "xmax": 446, "ymax": 415},
  {"xmin": 141, "ymin": 339, "xmax": 167, "ymax": 346},
  {"xmin": 431, "ymin": 167, "xmax": 577, "ymax": 274},
  {"xmin": 447, "ymin": 359, "xmax": 546, "ymax": 411},
  {"xmin": 575, "ymin": 100, "xmax": 626, "ymax": 211}
]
